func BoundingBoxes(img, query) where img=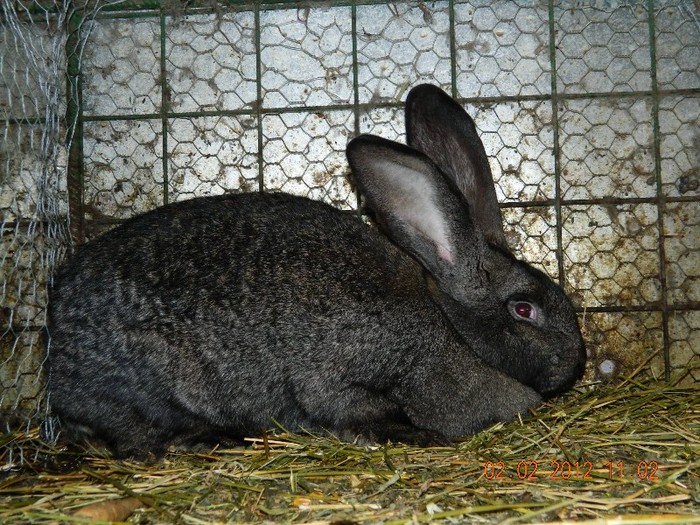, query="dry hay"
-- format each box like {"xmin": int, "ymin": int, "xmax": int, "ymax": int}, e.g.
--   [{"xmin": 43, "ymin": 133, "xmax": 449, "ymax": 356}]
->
[{"xmin": 1, "ymin": 376, "xmax": 698, "ymax": 524}]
